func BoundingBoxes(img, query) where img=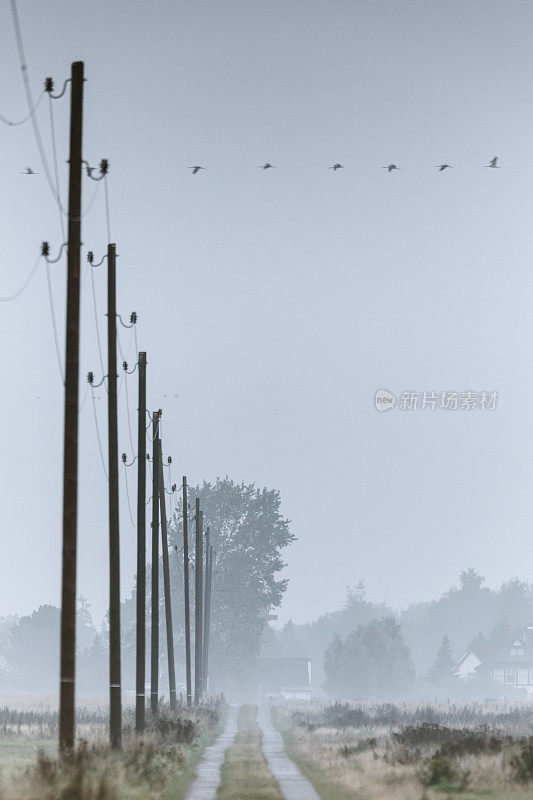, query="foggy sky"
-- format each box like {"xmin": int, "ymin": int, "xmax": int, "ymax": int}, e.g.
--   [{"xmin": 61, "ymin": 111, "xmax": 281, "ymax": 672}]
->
[{"xmin": 1, "ymin": 0, "xmax": 532, "ymax": 628}]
